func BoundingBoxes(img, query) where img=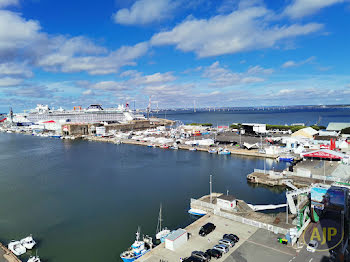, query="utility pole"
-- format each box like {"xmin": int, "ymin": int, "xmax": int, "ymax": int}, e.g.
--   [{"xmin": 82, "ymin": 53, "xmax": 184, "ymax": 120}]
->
[
  {"xmin": 210, "ymin": 175, "xmax": 212, "ymax": 204},
  {"xmin": 286, "ymin": 188, "xmax": 288, "ymax": 224},
  {"xmin": 323, "ymin": 159, "xmax": 326, "ymax": 184}
]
